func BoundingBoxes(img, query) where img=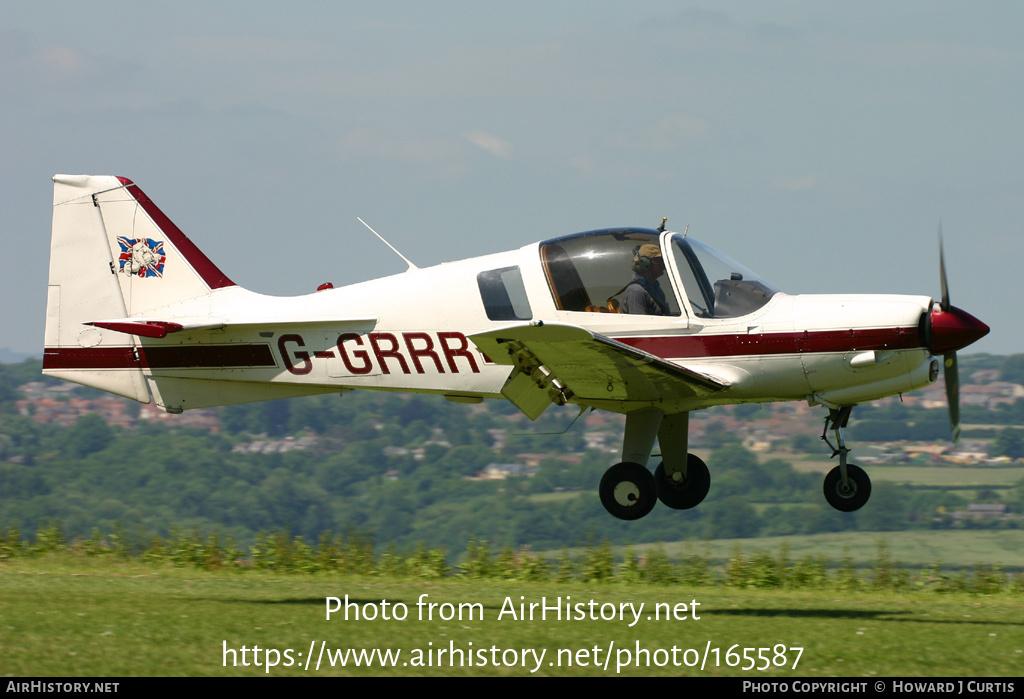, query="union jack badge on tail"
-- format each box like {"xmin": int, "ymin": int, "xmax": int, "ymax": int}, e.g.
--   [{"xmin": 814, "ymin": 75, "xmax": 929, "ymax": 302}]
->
[{"xmin": 117, "ymin": 236, "xmax": 166, "ymax": 277}]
